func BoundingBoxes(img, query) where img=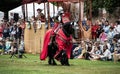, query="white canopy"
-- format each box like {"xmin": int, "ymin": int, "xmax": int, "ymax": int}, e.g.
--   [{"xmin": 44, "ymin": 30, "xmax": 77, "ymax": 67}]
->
[
  {"xmin": 9, "ymin": 3, "xmax": 58, "ymax": 20},
  {"xmin": 0, "ymin": 11, "xmax": 4, "ymax": 21}
]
